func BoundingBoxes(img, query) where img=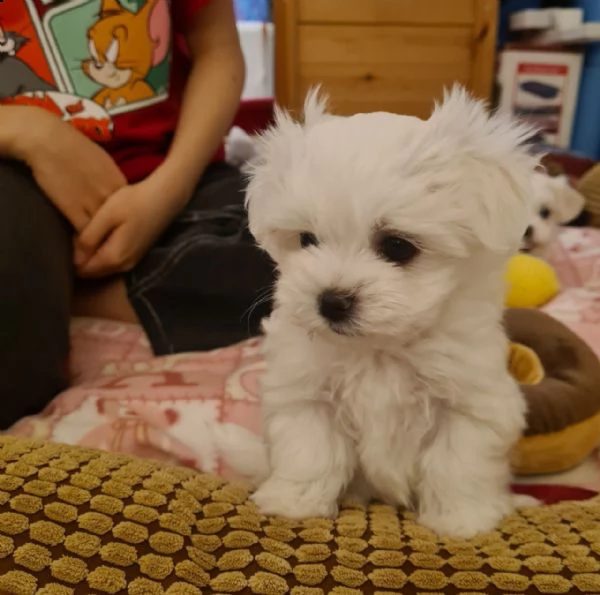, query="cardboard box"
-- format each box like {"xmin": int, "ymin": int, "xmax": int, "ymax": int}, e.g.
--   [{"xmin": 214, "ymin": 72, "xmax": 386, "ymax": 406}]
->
[{"xmin": 497, "ymin": 49, "xmax": 582, "ymax": 147}]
